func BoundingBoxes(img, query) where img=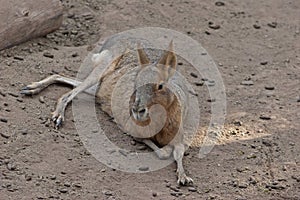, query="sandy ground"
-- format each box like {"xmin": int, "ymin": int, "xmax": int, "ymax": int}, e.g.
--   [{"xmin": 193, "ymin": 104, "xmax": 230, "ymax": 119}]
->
[{"xmin": 0, "ymin": 0, "xmax": 299, "ymax": 199}]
